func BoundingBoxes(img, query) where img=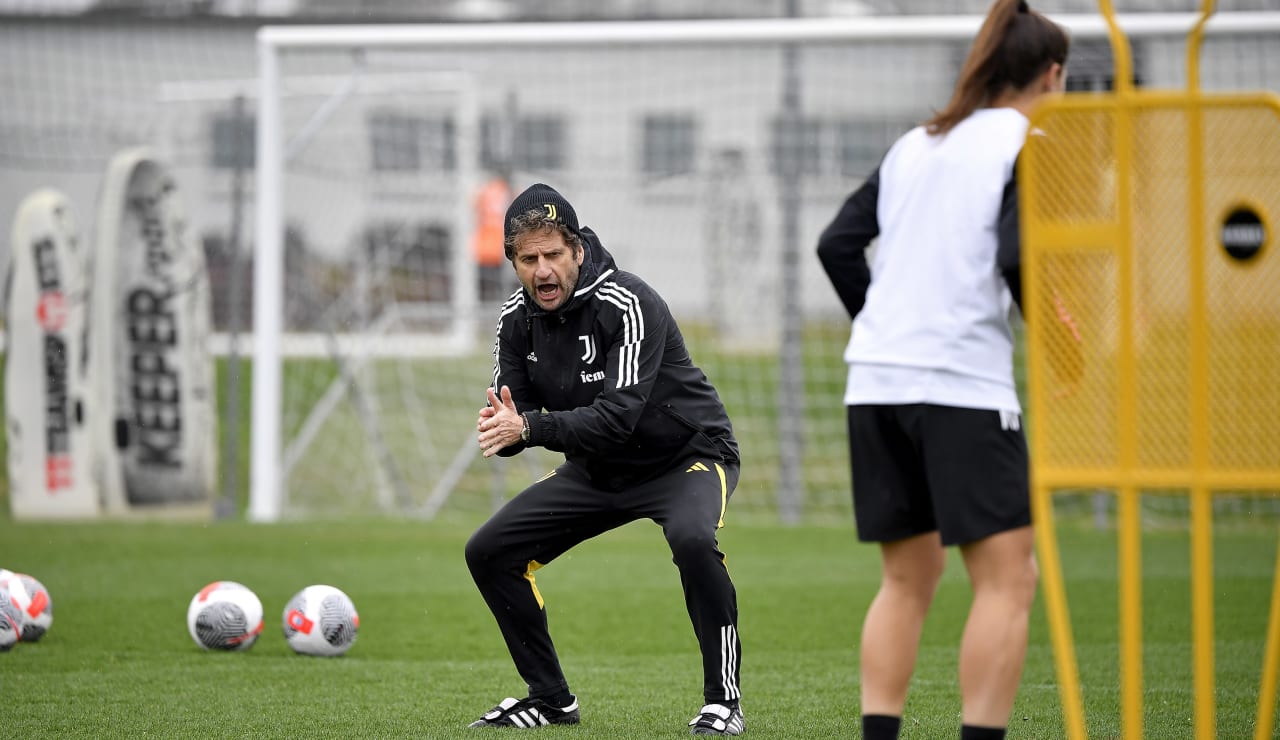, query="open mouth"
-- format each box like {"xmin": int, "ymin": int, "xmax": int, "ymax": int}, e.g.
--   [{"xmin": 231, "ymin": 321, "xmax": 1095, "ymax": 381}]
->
[{"xmin": 537, "ymin": 283, "xmax": 560, "ymax": 301}]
